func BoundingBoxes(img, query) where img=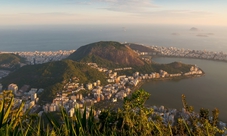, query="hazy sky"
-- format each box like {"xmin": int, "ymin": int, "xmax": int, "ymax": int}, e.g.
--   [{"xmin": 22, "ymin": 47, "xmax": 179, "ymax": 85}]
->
[{"xmin": 0, "ymin": 0, "xmax": 227, "ymax": 26}]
